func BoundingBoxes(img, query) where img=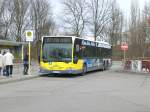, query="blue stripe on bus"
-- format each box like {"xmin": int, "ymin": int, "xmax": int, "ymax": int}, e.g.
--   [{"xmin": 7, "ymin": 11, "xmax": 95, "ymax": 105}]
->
[{"xmin": 83, "ymin": 58, "xmax": 100, "ymax": 68}]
